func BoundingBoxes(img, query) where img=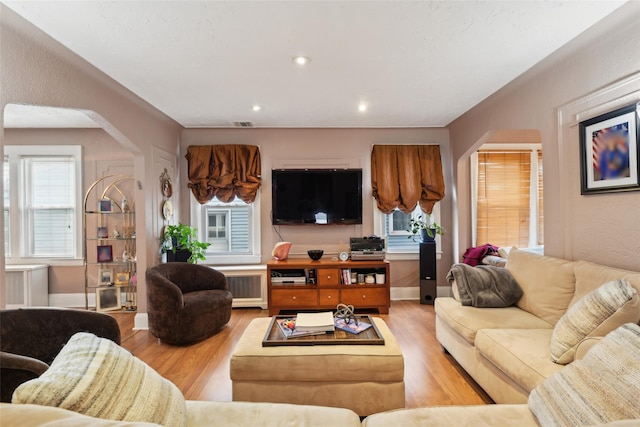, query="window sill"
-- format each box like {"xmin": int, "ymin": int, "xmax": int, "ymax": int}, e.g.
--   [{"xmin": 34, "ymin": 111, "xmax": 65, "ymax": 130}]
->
[
  {"xmin": 202, "ymin": 254, "xmax": 262, "ymax": 265},
  {"xmin": 5, "ymin": 258, "xmax": 84, "ymax": 267}
]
